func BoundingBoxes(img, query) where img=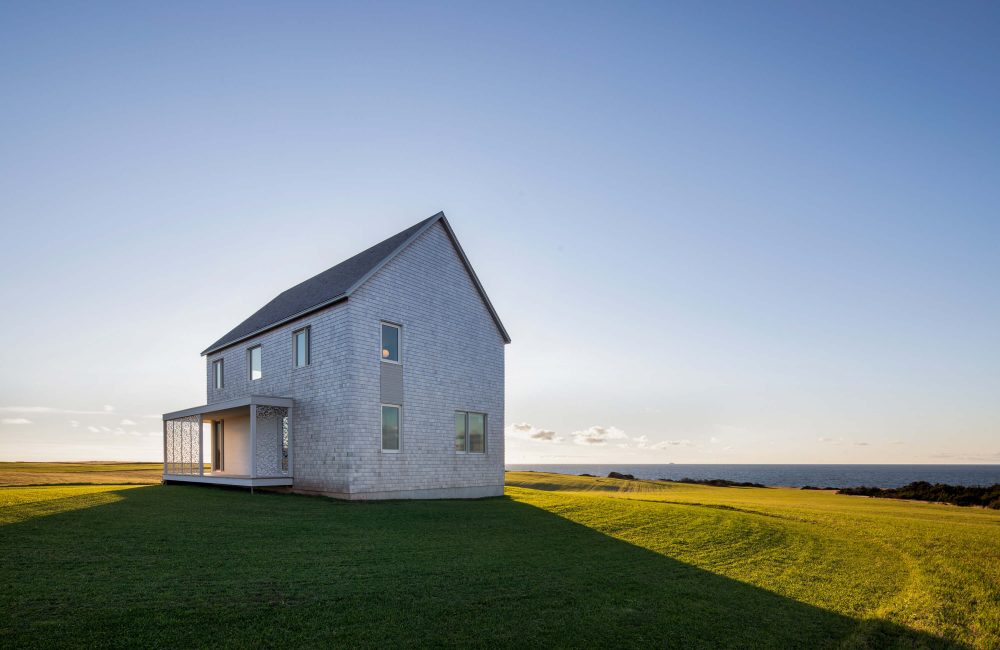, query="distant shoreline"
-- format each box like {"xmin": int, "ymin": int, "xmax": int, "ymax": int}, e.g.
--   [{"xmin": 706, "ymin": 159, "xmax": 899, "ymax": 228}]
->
[{"xmin": 506, "ymin": 463, "xmax": 1000, "ymax": 489}]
